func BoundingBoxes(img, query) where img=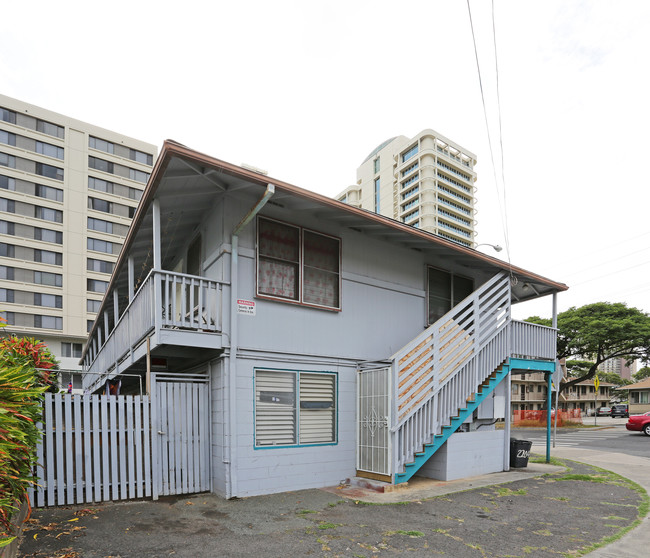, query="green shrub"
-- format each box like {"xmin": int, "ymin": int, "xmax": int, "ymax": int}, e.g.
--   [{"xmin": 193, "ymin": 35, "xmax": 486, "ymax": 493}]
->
[{"xmin": 0, "ymin": 330, "xmax": 58, "ymax": 547}]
